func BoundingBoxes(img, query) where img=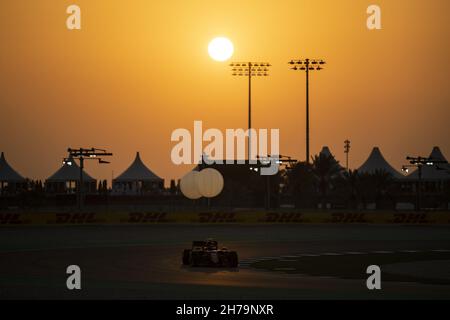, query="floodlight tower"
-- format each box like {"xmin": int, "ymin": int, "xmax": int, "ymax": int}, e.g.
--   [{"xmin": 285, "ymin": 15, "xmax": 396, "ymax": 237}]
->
[
  {"xmin": 288, "ymin": 58, "xmax": 326, "ymax": 163},
  {"xmin": 64, "ymin": 148, "xmax": 113, "ymax": 210},
  {"xmin": 230, "ymin": 62, "xmax": 271, "ymax": 160},
  {"xmin": 401, "ymin": 156, "xmax": 448, "ymax": 211},
  {"xmin": 344, "ymin": 139, "xmax": 351, "ymax": 171},
  {"xmin": 255, "ymin": 155, "xmax": 297, "ymax": 210}
]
